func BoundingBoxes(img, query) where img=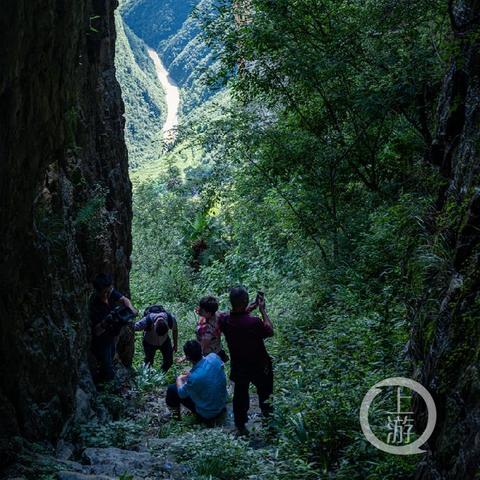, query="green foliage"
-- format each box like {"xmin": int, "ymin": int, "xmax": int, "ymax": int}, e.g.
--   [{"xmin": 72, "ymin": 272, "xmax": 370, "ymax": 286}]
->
[
  {"xmin": 118, "ymin": 474, "xmax": 134, "ymax": 480},
  {"xmin": 129, "ymin": 142, "xmax": 426, "ymax": 477},
  {"xmin": 122, "ymin": 0, "xmax": 456, "ymax": 478},
  {"xmin": 74, "ymin": 417, "xmax": 145, "ymax": 449},
  {"xmin": 74, "ymin": 191, "xmax": 107, "ymax": 228},
  {"xmin": 134, "ymin": 364, "xmax": 166, "ymax": 393},
  {"xmin": 271, "ymin": 307, "xmax": 416, "ymax": 477},
  {"xmin": 166, "ymin": 430, "xmax": 272, "ymax": 479}
]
